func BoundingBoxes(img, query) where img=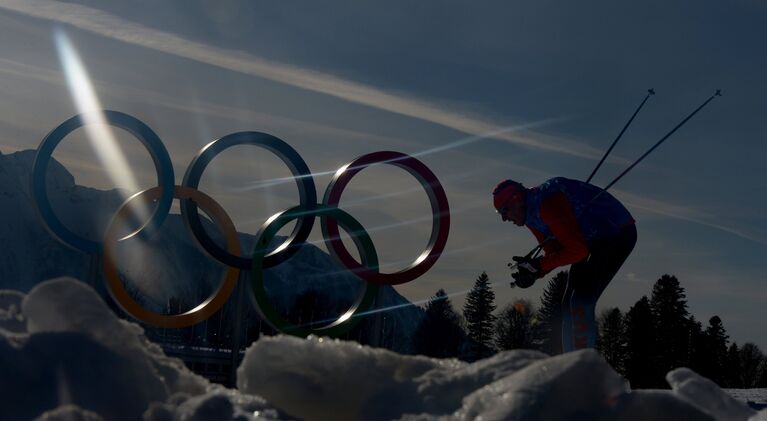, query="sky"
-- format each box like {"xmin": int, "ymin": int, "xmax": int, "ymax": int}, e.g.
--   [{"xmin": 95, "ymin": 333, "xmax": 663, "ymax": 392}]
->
[{"xmin": 0, "ymin": 1, "xmax": 765, "ymax": 349}]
